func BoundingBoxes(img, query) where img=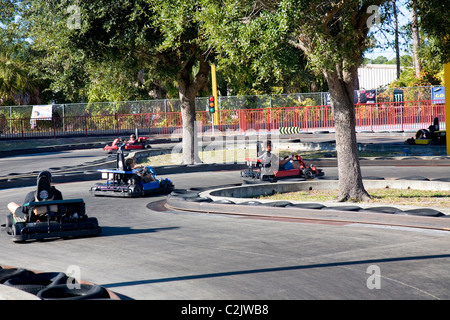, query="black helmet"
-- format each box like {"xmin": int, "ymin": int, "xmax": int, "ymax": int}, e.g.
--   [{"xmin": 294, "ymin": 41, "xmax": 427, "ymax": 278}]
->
[{"xmin": 37, "ymin": 170, "xmax": 52, "ymax": 181}]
